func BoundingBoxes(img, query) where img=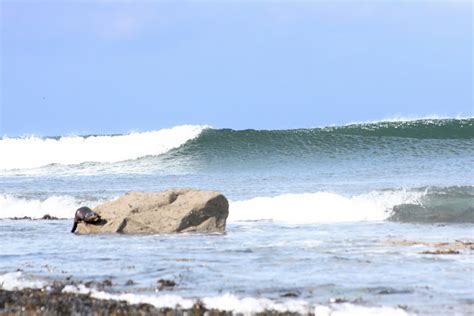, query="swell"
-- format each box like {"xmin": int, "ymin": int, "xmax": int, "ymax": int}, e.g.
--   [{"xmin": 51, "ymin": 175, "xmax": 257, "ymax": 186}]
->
[
  {"xmin": 2, "ymin": 186, "xmax": 472, "ymax": 224},
  {"xmin": 0, "ymin": 118, "xmax": 474, "ymax": 176},
  {"xmin": 1, "ymin": 118, "xmax": 472, "ymax": 173},
  {"xmin": 162, "ymin": 118, "xmax": 473, "ymax": 171}
]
